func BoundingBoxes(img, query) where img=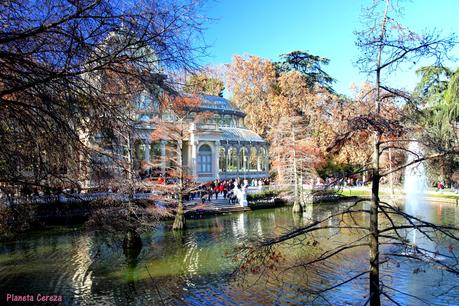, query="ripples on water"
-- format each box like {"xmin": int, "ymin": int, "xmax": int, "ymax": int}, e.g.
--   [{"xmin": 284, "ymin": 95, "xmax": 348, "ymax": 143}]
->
[{"xmin": 0, "ymin": 202, "xmax": 458, "ymax": 305}]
